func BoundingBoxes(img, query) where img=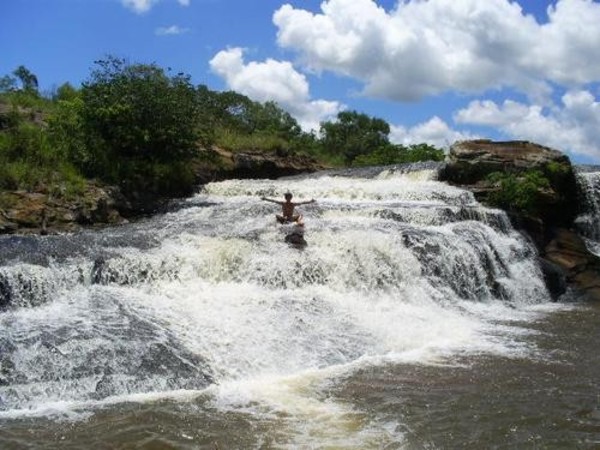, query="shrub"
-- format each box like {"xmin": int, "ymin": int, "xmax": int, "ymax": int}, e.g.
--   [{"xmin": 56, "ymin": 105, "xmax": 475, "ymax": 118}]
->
[
  {"xmin": 320, "ymin": 111, "xmax": 391, "ymax": 164},
  {"xmin": 0, "ymin": 119, "xmax": 85, "ymax": 197},
  {"xmin": 352, "ymin": 143, "xmax": 445, "ymax": 167},
  {"xmin": 214, "ymin": 127, "xmax": 291, "ymax": 153},
  {"xmin": 79, "ymin": 57, "xmax": 201, "ymax": 194},
  {"xmin": 486, "ymin": 170, "xmax": 551, "ymax": 215}
]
